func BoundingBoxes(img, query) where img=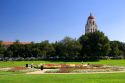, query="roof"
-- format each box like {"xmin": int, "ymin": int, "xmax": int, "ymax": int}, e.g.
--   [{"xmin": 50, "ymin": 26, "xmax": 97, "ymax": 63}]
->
[
  {"xmin": 1, "ymin": 42, "xmax": 31, "ymax": 46},
  {"xmin": 88, "ymin": 16, "xmax": 95, "ymax": 19},
  {"xmin": 88, "ymin": 13, "xmax": 95, "ymax": 19}
]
